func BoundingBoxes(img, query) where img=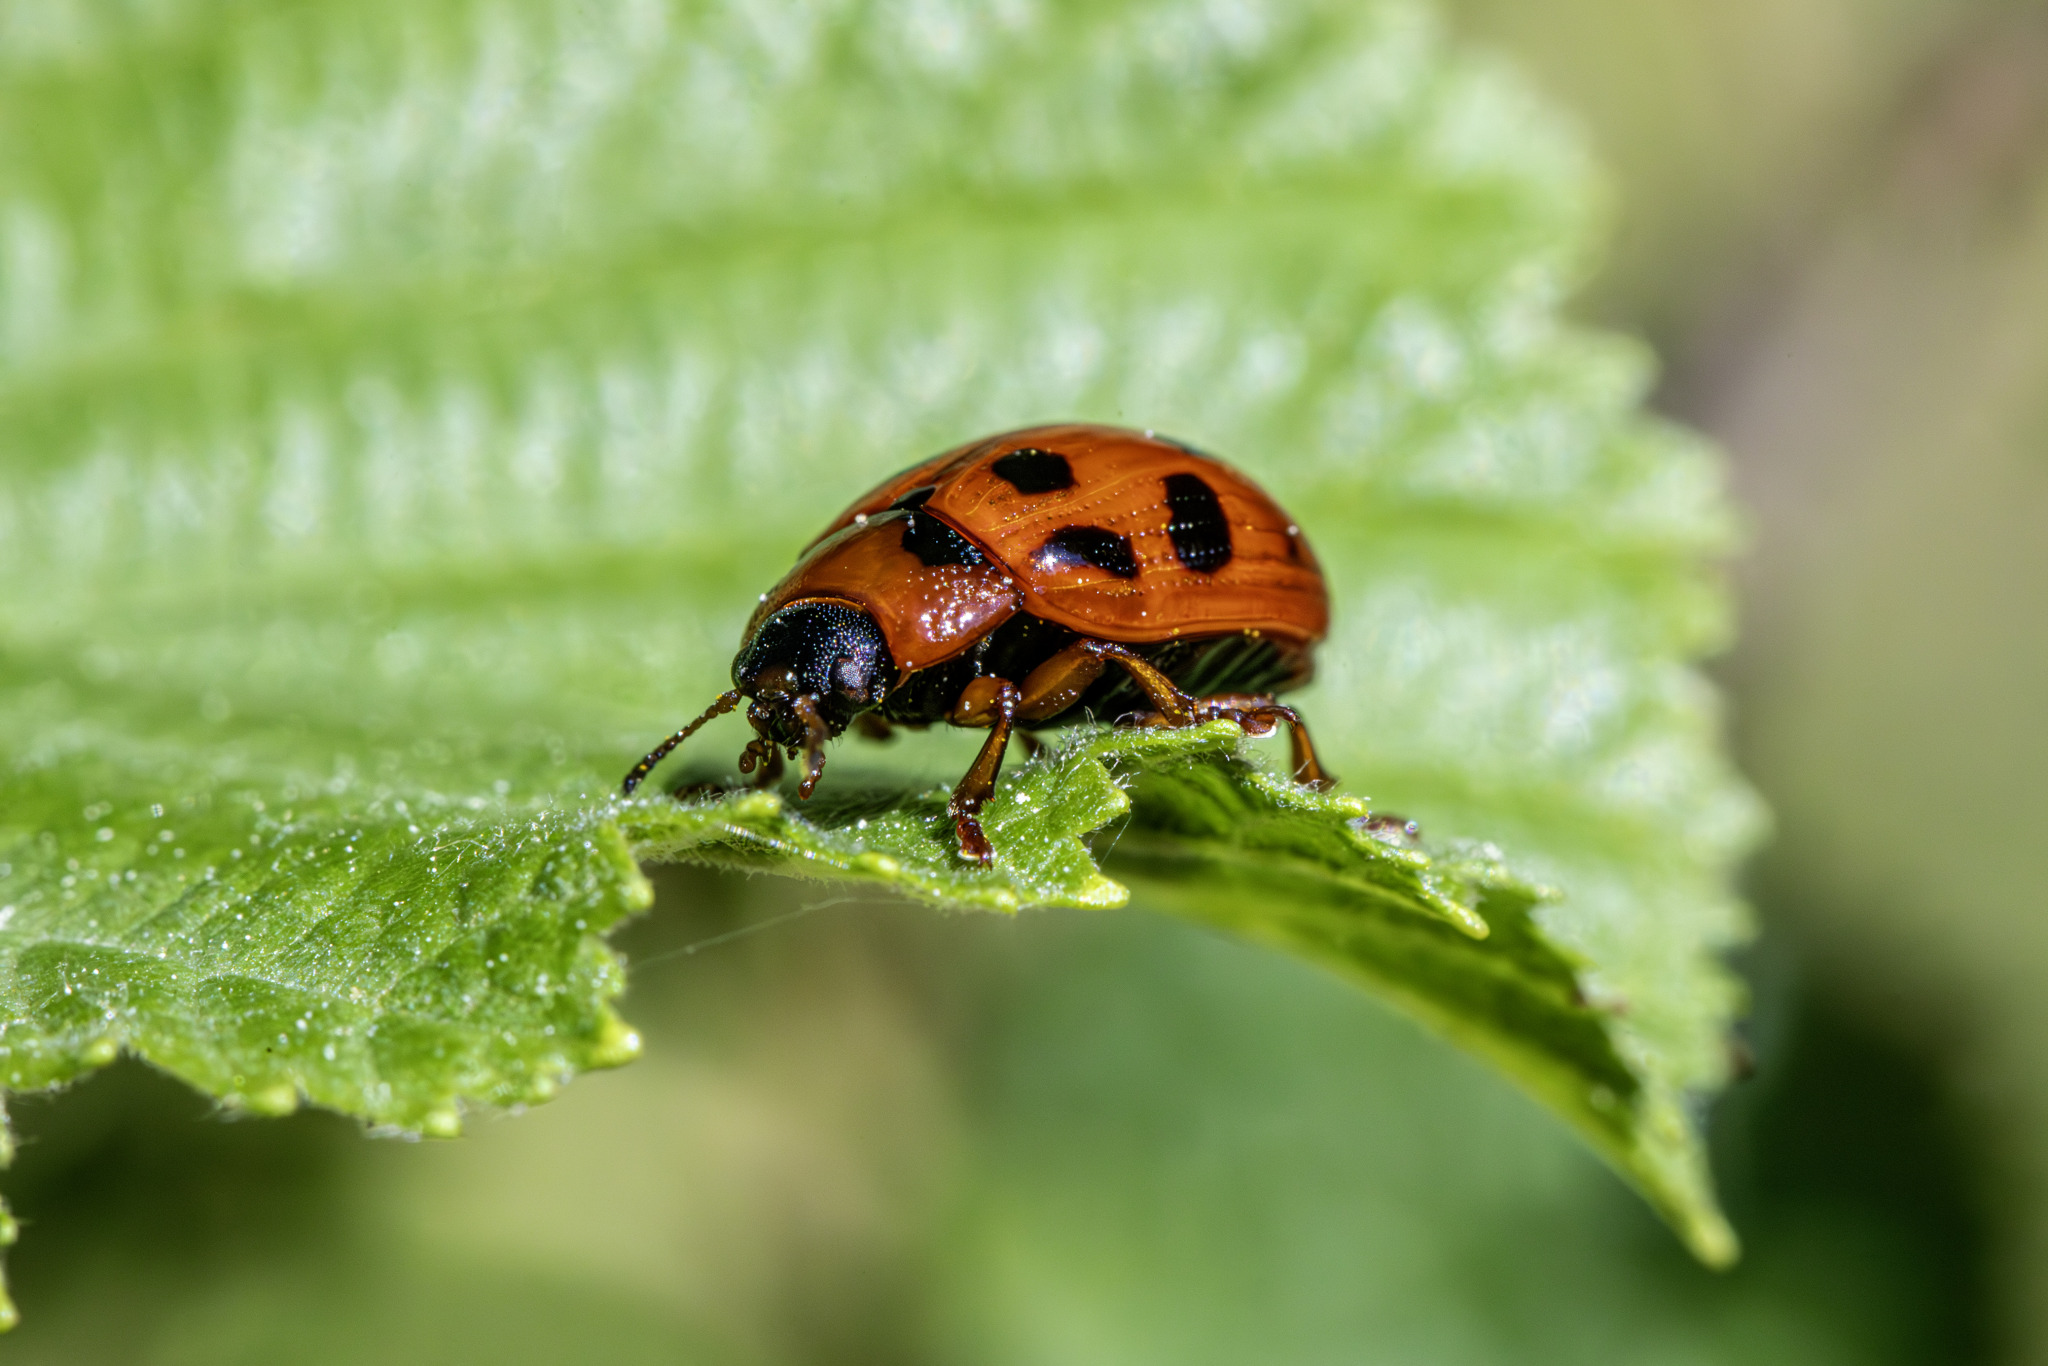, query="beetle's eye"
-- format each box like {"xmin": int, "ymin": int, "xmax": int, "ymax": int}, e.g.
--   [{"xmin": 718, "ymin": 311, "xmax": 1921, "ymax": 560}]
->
[{"xmin": 832, "ymin": 654, "xmax": 868, "ymax": 698}]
